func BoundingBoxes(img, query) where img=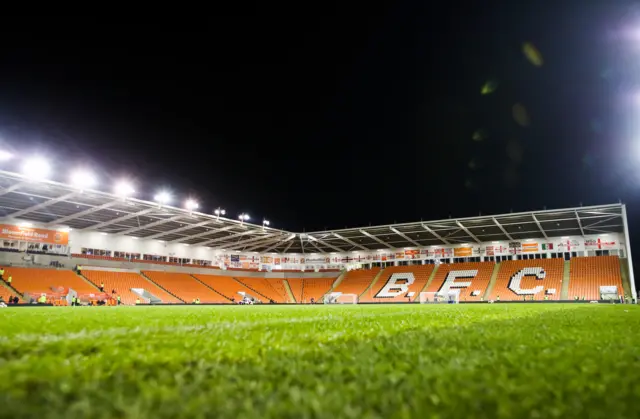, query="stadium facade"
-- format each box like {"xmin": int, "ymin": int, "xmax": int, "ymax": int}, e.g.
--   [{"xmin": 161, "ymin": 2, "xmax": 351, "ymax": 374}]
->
[{"xmin": 0, "ymin": 169, "xmax": 634, "ymax": 303}]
